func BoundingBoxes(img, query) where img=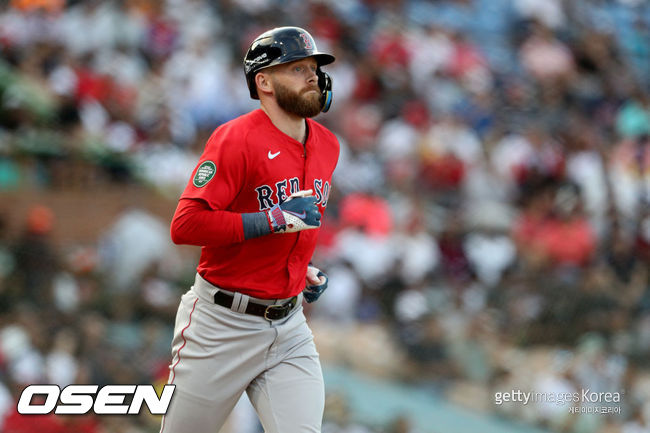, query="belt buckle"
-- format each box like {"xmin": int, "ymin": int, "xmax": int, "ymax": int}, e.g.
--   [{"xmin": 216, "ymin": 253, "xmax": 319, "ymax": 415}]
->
[{"xmin": 264, "ymin": 304, "xmax": 285, "ymax": 321}]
